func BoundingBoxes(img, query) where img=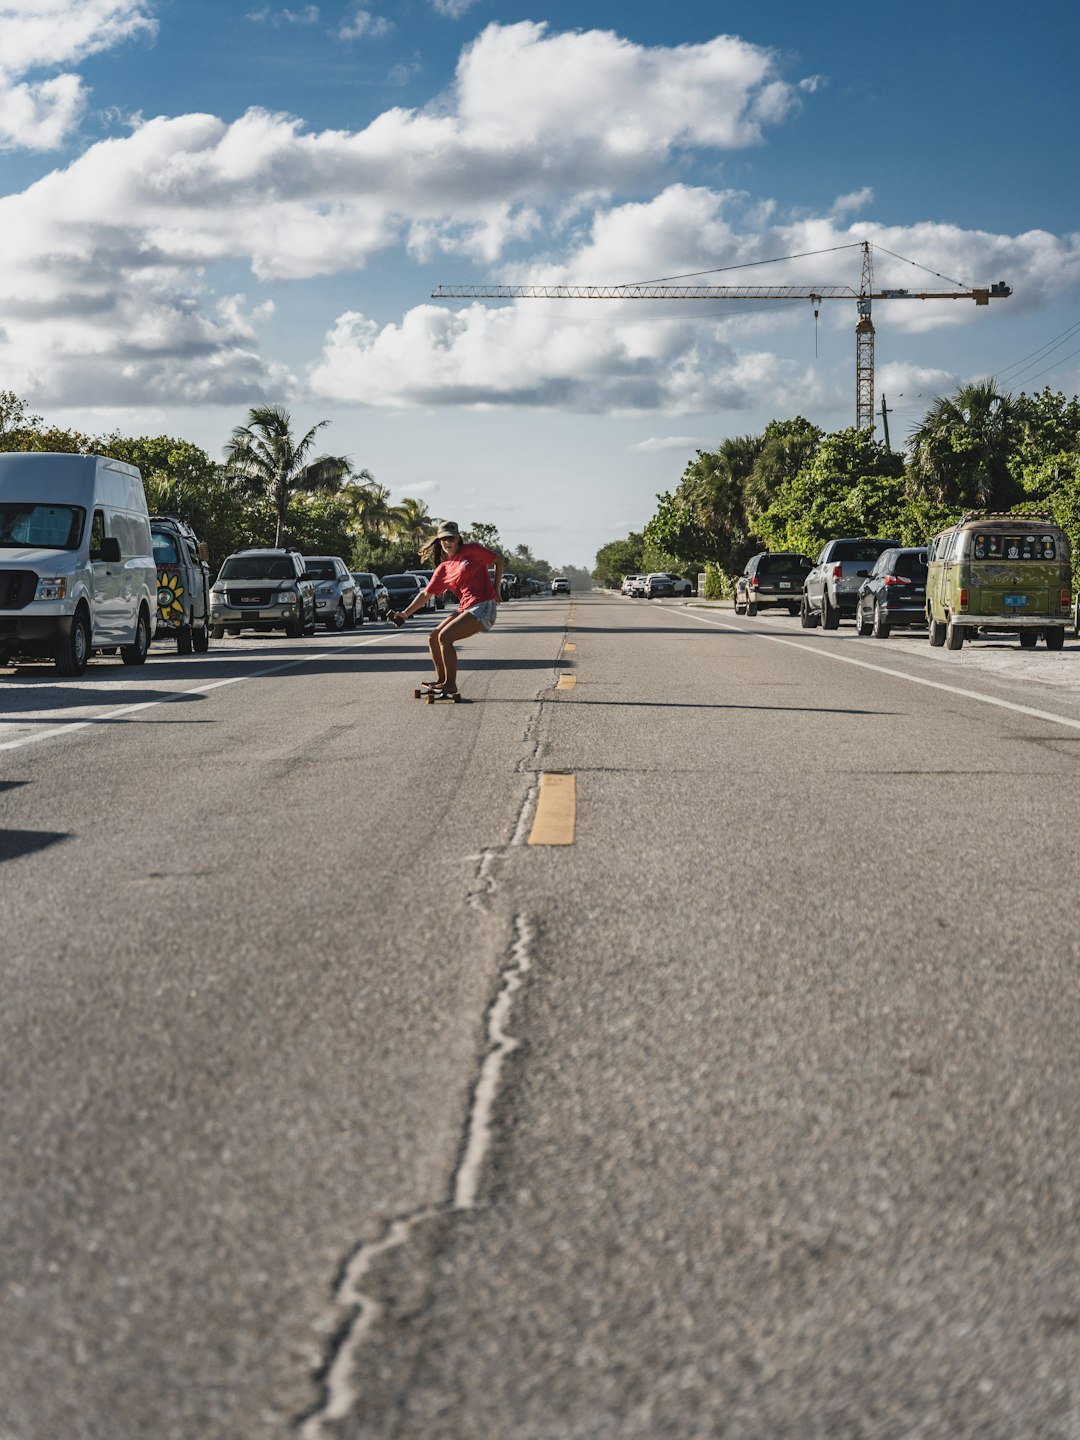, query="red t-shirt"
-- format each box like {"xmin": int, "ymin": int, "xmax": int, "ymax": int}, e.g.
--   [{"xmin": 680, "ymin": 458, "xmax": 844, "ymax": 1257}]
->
[{"xmin": 427, "ymin": 544, "xmax": 498, "ymax": 611}]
